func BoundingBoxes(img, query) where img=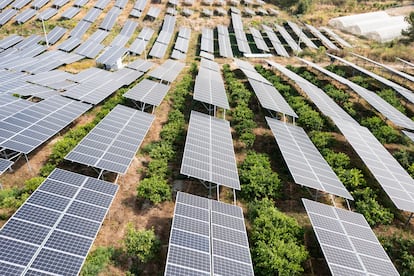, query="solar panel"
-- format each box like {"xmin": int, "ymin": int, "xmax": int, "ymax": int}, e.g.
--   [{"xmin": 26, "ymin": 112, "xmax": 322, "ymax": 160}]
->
[
  {"xmin": 174, "ymin": 37, "xmax": 190, "ymax": 53},
  {"xmin": 126, "ymin": 59, "xmax": 154, "ymax": 72},
  {"xmin": 165, "ymin": 192, "xmax": 253, "ymax": 276},
  {"xmin": 217, "ymin": 25, "xmax": 233, "ymax": 58},
  {"xmin": 267, "ymin": 60, "xmax": 358, "ymax": 124},
  {"xmin": 147, "ymin": 6, "xmax": 161, "ymax": 19},
  {"xmin": 0, "ymin": 94, "xmax": 34, "ymax": 120},
  {"xmin": 0, "ymin": 0, "xmax": 13, "ymax": 9},
  {"xmin": 249, "ymin": 27, "xmax": 270, "ymax": 52},
  {"xmin": 320, "ymin": 27, "xmax": 352, "ymax": 48},
  {"xmin": 133, "ymin": 0, "xmax": 147, "ymax": 11},
  {"xmin": 287, "ymin": 21, "xmax": 318, "ymax": 49},
  {"xmin": 0, "ymin": 9, "xmax": 17, "ymax": 26},
  {"xmin": 0, "ymin": 158, "xmax": 13, "ymax": 175},
  {"xmin": 201, "ymin": 28, "xmax": 214, "ymax": 54},
  {"xmin": 301, "ymin": 57, "xmax": 414, "ymax": 131},
  {"xmin": 267, "ymin": 118, "xmax": 352, "ymax": 199},
  {"xmin": 181, "ymin": 111, "xmax": 240, "ymax": 190},
  {"xmin": 124, "ymin": 79, "xmax": 170, "ymax": 106},
  {"xmin": 62, "ymin": 78, "xmax": 123, "ymax": 105},
  {"xmin": 15, "ymin": 8, "xmax": 36, "ymax": 24},
  {"xmin": 0, "ymin": 34, "xmax": 23, "ymax": 50},
  {"xmin": 12, "ymin": 0, "xmax": 31, "ymax": 9},
  {"xmin": 24, "ymin": 69, "xmax": 74, "ymax": 89},
  {"xmin": 305, "ymin": 24, "xmax": 339, "ymax": 50},
  {"xmin": 0, "ymin": 96, "xmax": 90, "ymax": 154},
  {"xmin": 332, "ymin": 54, "xmax": 414, "ymax": 104},
  {"xmin": 83, "ymin": 7, "xmax": 102, "ymax": 23},
  {"xmin": 74, "ymin": 0, "xmax": 89, "ymax": 7},
  {"xmin": 96, "ymin": 46, "xmax": 127, "ymax": 67},
  {"xmin": 0, "ymin": 168, "xmax": 118, "ymax": 275},
  {"xmin": 149, "ymin": 59, "xmax": 185, "ymax": 83},
  {"xmin": 37, "ymin": 8, "xmax": 58, "ymax": 21},
  {"xmin": 200, "ymin": 58, "xmax": 220, "ymax": 72},
  {"xmin": 75, "ymin": 40, "xmax": 105, "ymax": 59},
  {"xmin": 194, "ymin": 67, "xmax": 230, "ymax": 109},
  {"xmin": 53, "ymin": 0, "xmax": 69, "ymax": 8},
  {"xmin": 275, "ymin": 24, "xmax": 301, "ymax": 52},
  {"xmin": 94, "ymin": 0, "xmax": 110, "ymax": 9},
  {"xmin": 66, "ymin": 67, "xmax": 112, "ymax": 83},
  {"xmin": 70, "ymin": 20, "xmax": 91, "ymax": 38},
  {"xmin": 249, "ymin": 78, "xmax": 297, "ymax": 117},
  {"xmin": 335, "ymin": 118, "xmax": 414, "ymax": 213},
  {"xmin": 112, "ymin": 68, "xmax": 144, "ymax": 86},
  {"xmin": 31, "ymin": 0, "xmax": 49, "ymax": 9},
  {"xmin": 99, "ymin": 8, "xmax": 121, "ymax": 31},
  {"xmin": 115, "ymin": 0, "xmax": 127, "ymax": 8},
  {"xmin": 120, "ymin": 20, "xmax": 138, "ymax": 36},
  {"xmin": 231, "ymin": 13, "xmax": 252, "ymax": 54},
  {"xmin": 66, "ymin": 105, "xmax": 154, "ymax": 174},
  {"xmin": 302, "ymin": 198, "xmax": 398, "ymax": 276},
  {"xmin": 58, "ymin": 36, "xmax": 82, "ymax": 52},
  {"xmin": 149, "ymin": 42, "xmax": 168, "ymax": 59},
  {"xmin": 61, "ymin": 6, "xmax": 81, "ymax": 19}
]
